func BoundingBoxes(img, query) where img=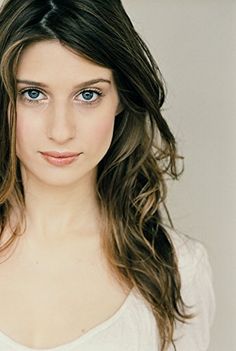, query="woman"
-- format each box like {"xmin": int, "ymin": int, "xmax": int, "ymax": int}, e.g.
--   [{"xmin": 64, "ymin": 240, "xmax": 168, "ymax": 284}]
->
[{"xmin": 0, "ymin": 0, "xmax": 215, "ymax": 350}]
